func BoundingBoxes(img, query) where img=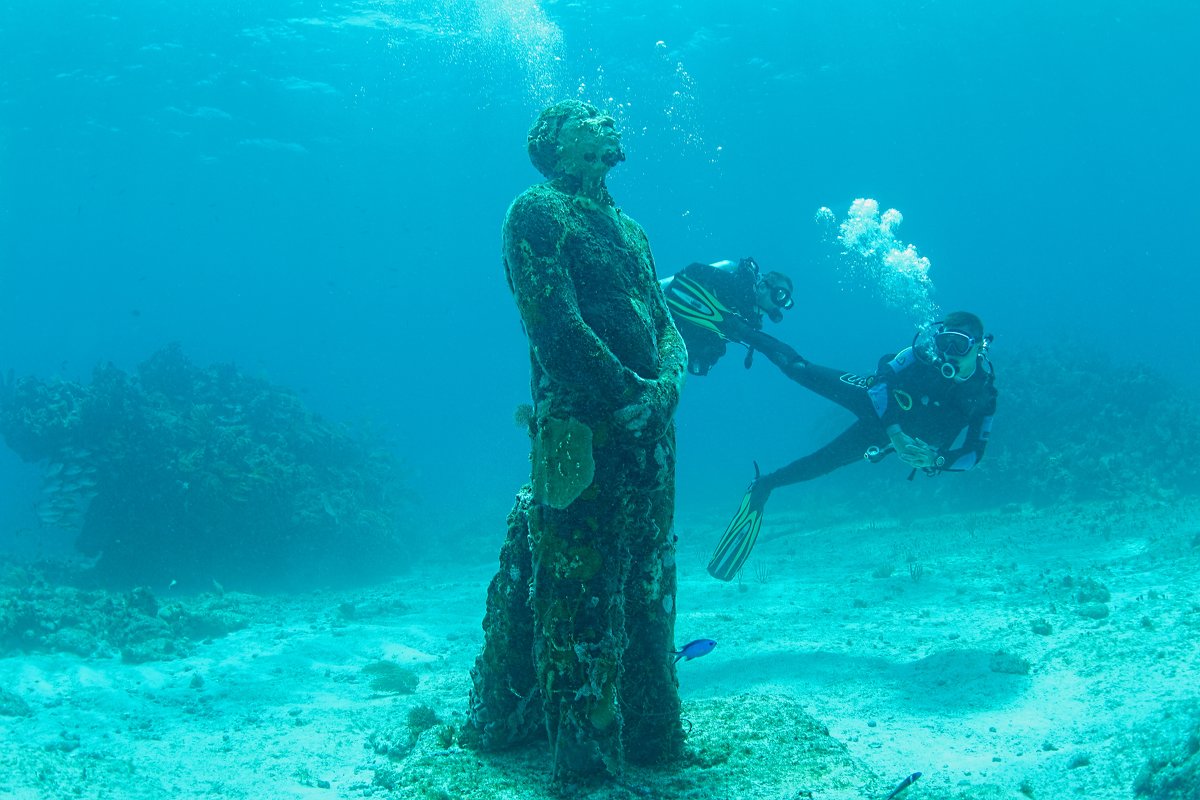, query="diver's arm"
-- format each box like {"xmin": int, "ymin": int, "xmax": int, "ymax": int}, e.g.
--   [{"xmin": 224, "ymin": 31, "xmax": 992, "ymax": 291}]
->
[
  {"xmin": 936, "ymin": 423, "xmax": 991, "ymax": 471},
  {"xmin": 885, "ymin": 425, "xmax": 936, "ymax": 468},
  {"xmin": 727, "ymin": 326, "xmax": 810, "ymax": 382},
  {"xmin": 503, "ymin": 193, "xmax": 643, "ymax": 401},
  {"xmin": 935, "ymin": 406, "xmax": 995, "ymax": 472}
]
